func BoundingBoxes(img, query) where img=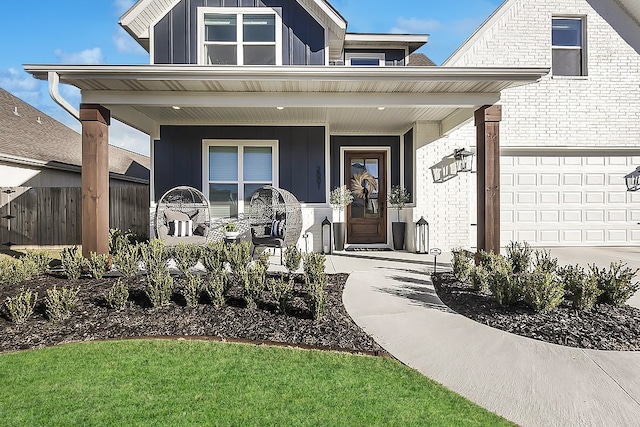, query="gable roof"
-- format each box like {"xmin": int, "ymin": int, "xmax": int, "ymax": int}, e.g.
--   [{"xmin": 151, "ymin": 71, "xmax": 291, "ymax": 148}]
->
[
  {"xmin": 408, "ymin": 53, "xmax": 436, "ymax": 67},
  {"xmin": 0, "ymin": 88, "xmax": 150, "ymax": 183},
  {"xmin": 120, "ymin": 0, "xmax": 347, "ymax": 53}
]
